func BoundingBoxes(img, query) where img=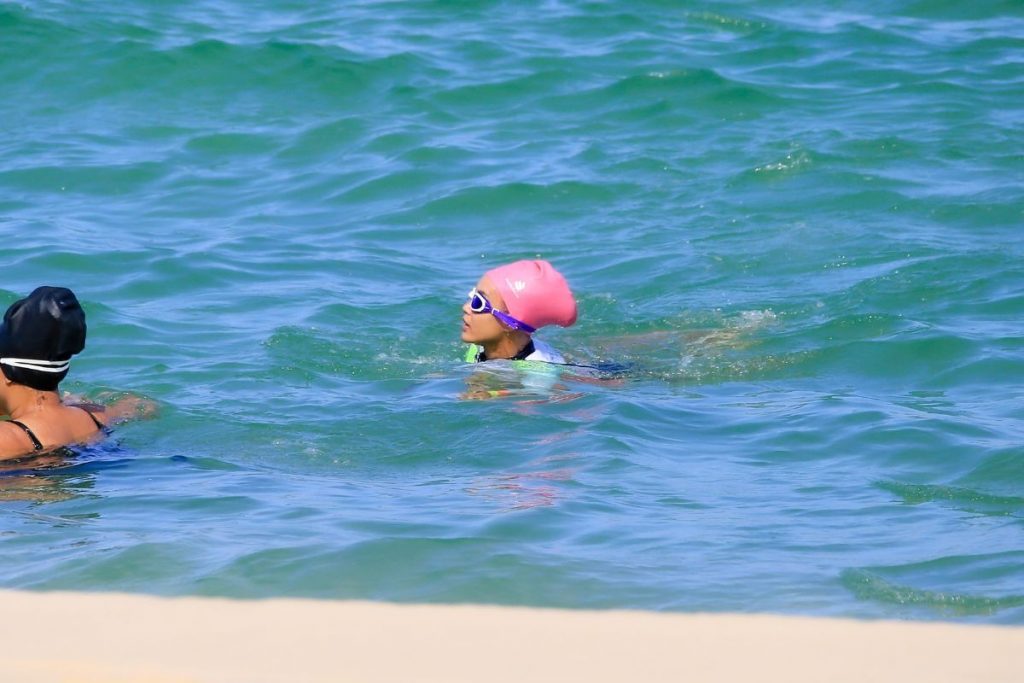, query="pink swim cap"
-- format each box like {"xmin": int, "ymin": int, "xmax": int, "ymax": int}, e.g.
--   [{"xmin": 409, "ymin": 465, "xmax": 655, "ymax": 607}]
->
[{"xmin": 484, "ymin": 260, "xmax": 578, "ymax": 331}]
